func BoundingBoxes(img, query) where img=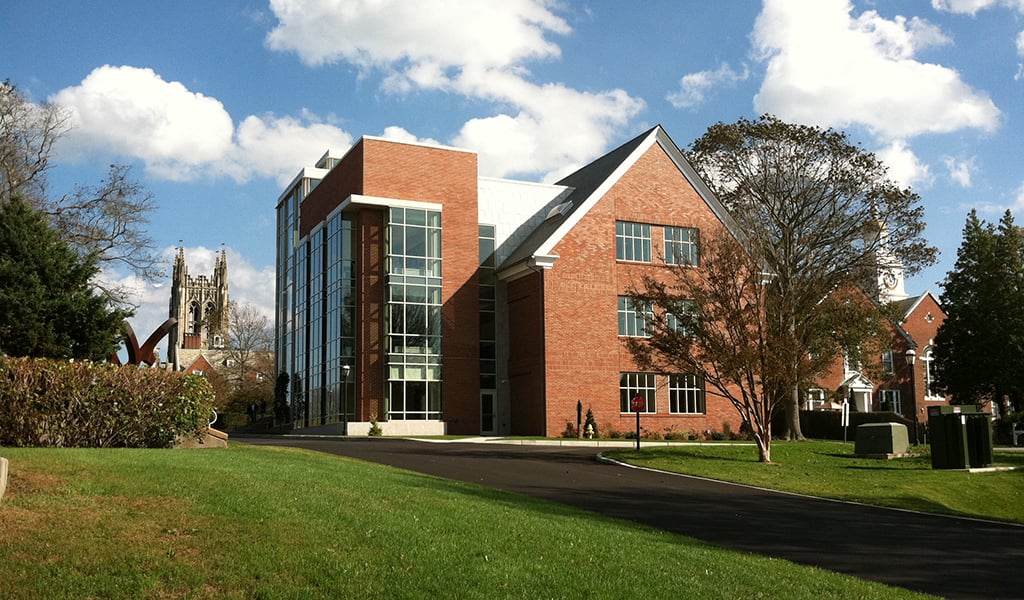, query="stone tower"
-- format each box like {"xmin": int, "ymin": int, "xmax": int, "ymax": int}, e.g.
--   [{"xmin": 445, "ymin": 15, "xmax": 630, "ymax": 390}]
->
[{"xmin": 168, "ymin": 247, "xmax": 230, "ymax": 370}]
